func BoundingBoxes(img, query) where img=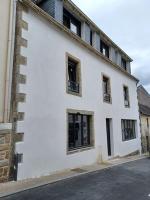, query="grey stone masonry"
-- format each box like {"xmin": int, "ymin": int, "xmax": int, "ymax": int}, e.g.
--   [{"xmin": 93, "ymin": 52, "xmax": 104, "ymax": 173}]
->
[{"xmin": 0, "ymin": 129, "xmax": 11, "ymax": 182}]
